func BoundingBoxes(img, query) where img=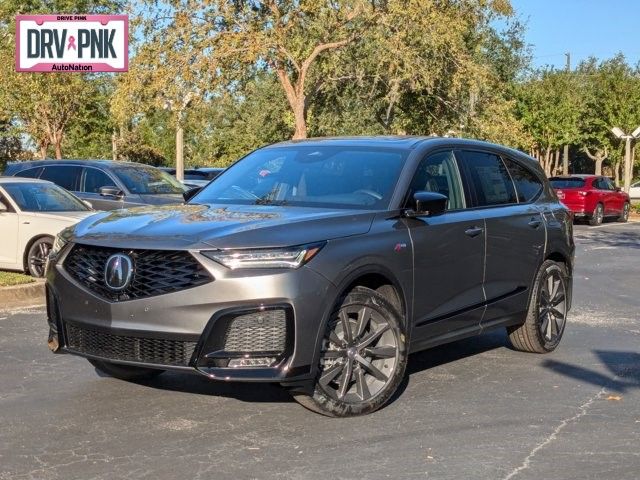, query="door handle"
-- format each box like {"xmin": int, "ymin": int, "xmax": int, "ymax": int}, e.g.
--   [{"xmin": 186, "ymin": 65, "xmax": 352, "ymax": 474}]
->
[
  {"xmin": 528, "ymin": 218, "xmax": 542, "ymax": 229},
  {"xmin": 464, "ymin": 226, "xmax": 483, "ymax": 237}
]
